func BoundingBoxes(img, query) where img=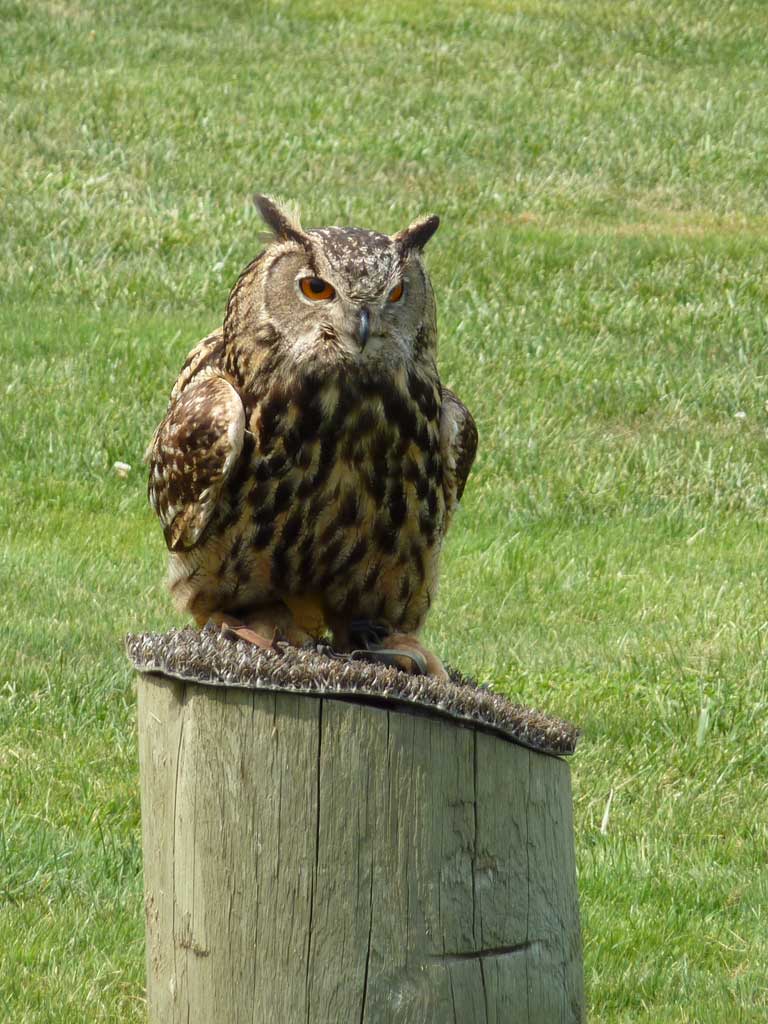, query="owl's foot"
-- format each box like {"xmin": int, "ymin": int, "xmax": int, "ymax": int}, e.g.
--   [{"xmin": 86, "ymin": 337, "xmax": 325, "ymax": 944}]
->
[
  {"xmin": 210, "ymin": 603, "xmax": 314, "ymax": 649},
  {"xmin": 345, "ymin": 621, "xmax": 448, "ymax": 681},
  {"xmin": 380, "ymin": 634, "xmax": 449, "ymax": 681}
]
